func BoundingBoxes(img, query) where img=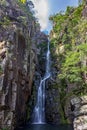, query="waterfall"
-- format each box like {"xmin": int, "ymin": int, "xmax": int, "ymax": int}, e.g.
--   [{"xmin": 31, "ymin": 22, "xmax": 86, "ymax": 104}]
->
[{"xmin": 32, "ymin": 40, "xmax": 51, "ymax": 124}]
